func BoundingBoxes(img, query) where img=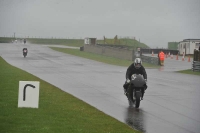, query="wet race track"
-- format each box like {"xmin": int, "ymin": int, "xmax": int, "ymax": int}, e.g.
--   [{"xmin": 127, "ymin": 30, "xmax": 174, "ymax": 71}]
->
[{"xmin": 0, "ymin": 43, "xmax": 200, "ymax": 133}]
